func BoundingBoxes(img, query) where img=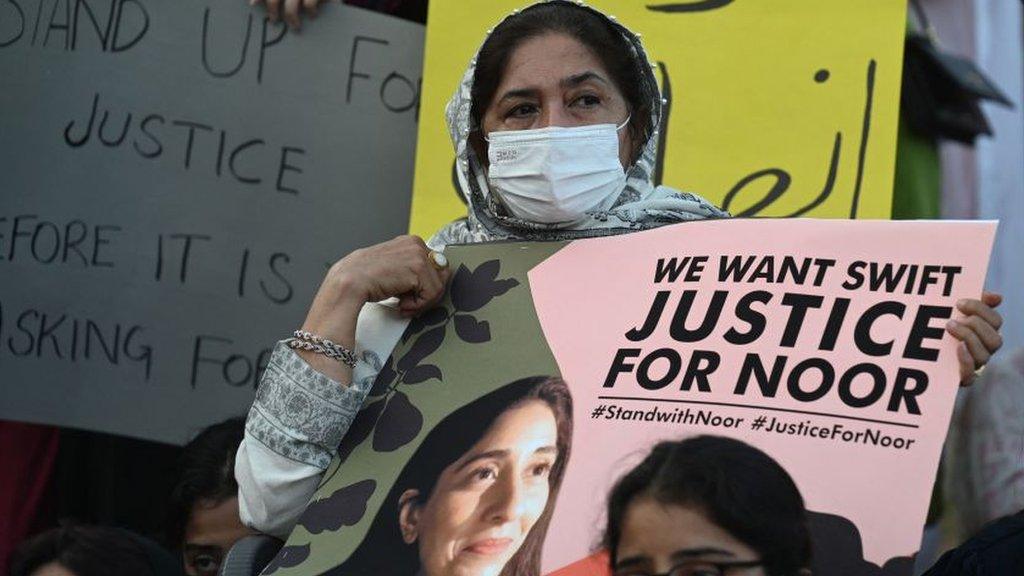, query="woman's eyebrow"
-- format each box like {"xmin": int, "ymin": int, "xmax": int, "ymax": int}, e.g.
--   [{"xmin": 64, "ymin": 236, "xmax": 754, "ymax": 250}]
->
[
  {"xmin": 455, "ymin": 445, "xmax": 557, "ymax": 472},
  {"xmin": 613, "ymin": 555, "xmax": 648, "ymax": 569},
  {"xmin": 497, "ymin": 71, "xmax": 608, "ymax": 105},
  {"xmin": 183, "ymin": 543, "xmax": 222, "ymax": 554},
  {"xmin": 616, "ymin": 546, "xmax": 735, "ymax": 569},
  {"xmin": 455, "ymin": 449, "xmax": 511, "ymax": 471},
  {"xmin": 498, "ymin": 87, "xmax": 541, "ymax": 104},
  {"xmin": 670, "ymin": 547, "xmax": 737, "ymax": 560},
  {"xmin": 561, "ymin": 71, "xmax": 609, "ymax": 88}
]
